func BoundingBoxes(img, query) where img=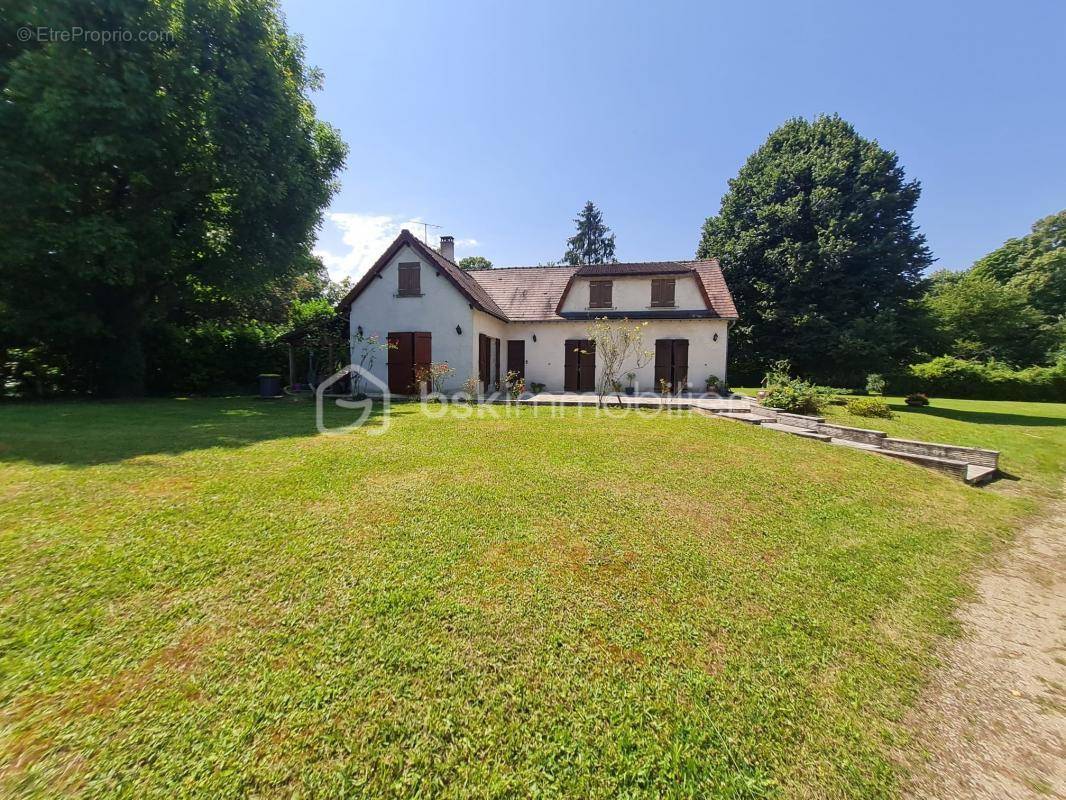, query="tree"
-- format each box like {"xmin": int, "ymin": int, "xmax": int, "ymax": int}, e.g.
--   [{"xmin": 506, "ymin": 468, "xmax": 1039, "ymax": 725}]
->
[
  {"xmin": 922, "ymin": 270, "xmax": 1045, "ymax": 364},
  {"xmin": 564, "ymin": 202, "xmax": 617, "ymax": 265},
  {"xmin": 972, "ymin": 210, "xmax": 1065, "ymax": 321},
  {"xmin": 458, "ymin": 256, "xmax": 493, "ymax": 271},
  {"xmin": 584, "ymin": 318, "xmax": 652, "ymax": 406},
  {"xmin": 0, "ymin": 0, "xmax": 347, "ymax": 396},
  {"xmin": 920, "ymin": 210, "xmax": 1065, "ymax": 365},
  {"xmin": 697, "ymin": 115, "xmax": 932, "ymax": 385}
]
